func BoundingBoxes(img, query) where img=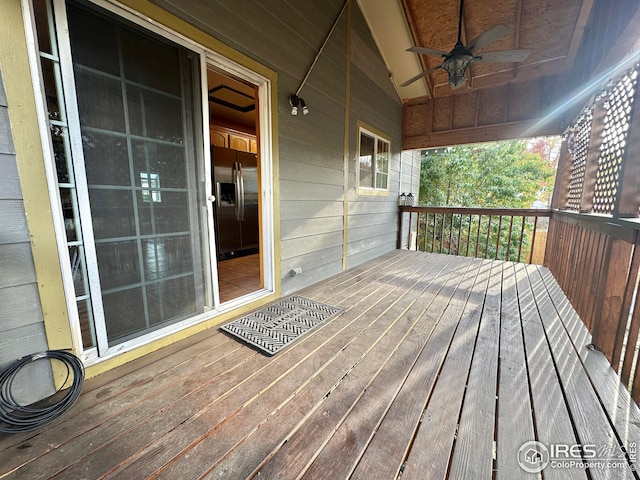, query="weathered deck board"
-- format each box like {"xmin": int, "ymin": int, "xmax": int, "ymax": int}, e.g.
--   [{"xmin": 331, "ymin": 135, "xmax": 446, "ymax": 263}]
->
[
  {"xmin": 529, "ymin": 267, "xmax": 637, "ymax": 480},
  {"xmin": 516, "ymin": 263, "xmax": 587, "ymax": 480},
  {"xmin": 208, "ymin": 256, "xmax": 468, "ymax": 479},
  {"xmin": 351, "ymin": 258, "xmax": 484, "ymax": 479},
  {"xmin": 538, "ymin": 267, "xmax": 640, "ymax": 474},
  {"xmin": 401, "ymin": 258, "xmax": 490, "ymax": 480},
  {"xmin": 447, "ymin": 260, "xmax": 502, "ymax": 479},
  {"xmin": 1, "ymin": 251, "xmax": 638, "ymax": 480},
  {"xmin": 496, "ymin": 261, "xmax": 538, "ymax": 480},
  {"xmin": 251, "ymin": 256, "xmax": 472, "ymax": 480},
  {"xmin": 106, "ymin": 252, "xmax": 448, "ymax": 479}
]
